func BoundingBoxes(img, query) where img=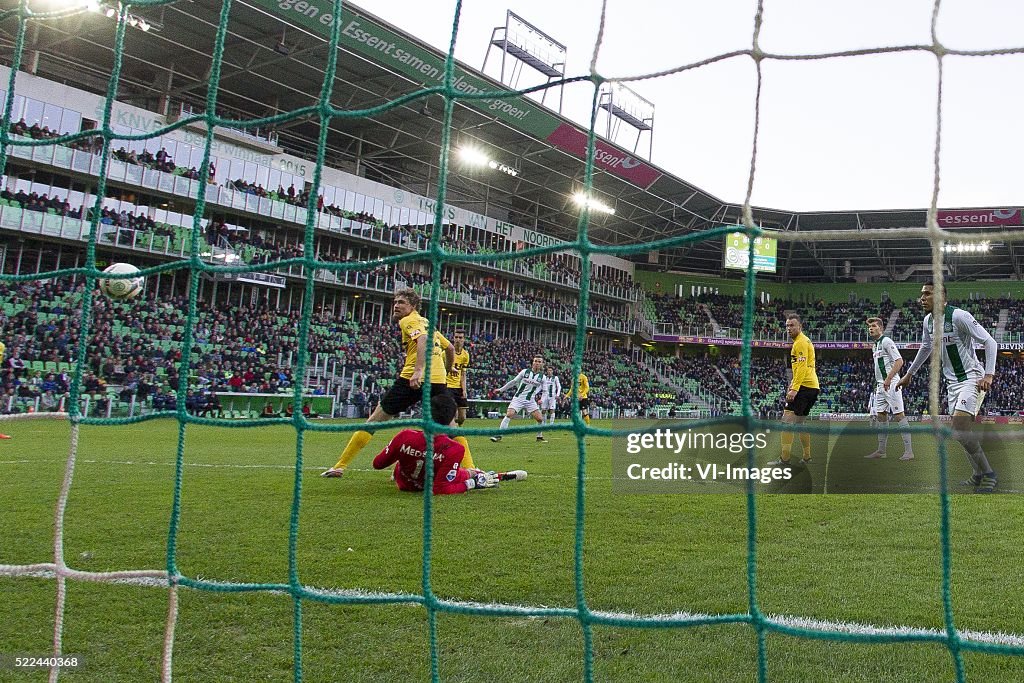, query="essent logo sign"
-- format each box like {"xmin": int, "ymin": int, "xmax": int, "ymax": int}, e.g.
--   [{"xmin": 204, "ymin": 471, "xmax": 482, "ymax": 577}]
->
[
  {"xmin": 936, "ymin": 208, "xmax": 1020, "ymax": 227},
  {"xmin": 594, "ymin": 147, "xmax": 641, "ymax": 170},
  {"xmin": 546, "ymin": 123, "xmax": 661, "ymax": 189}
]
